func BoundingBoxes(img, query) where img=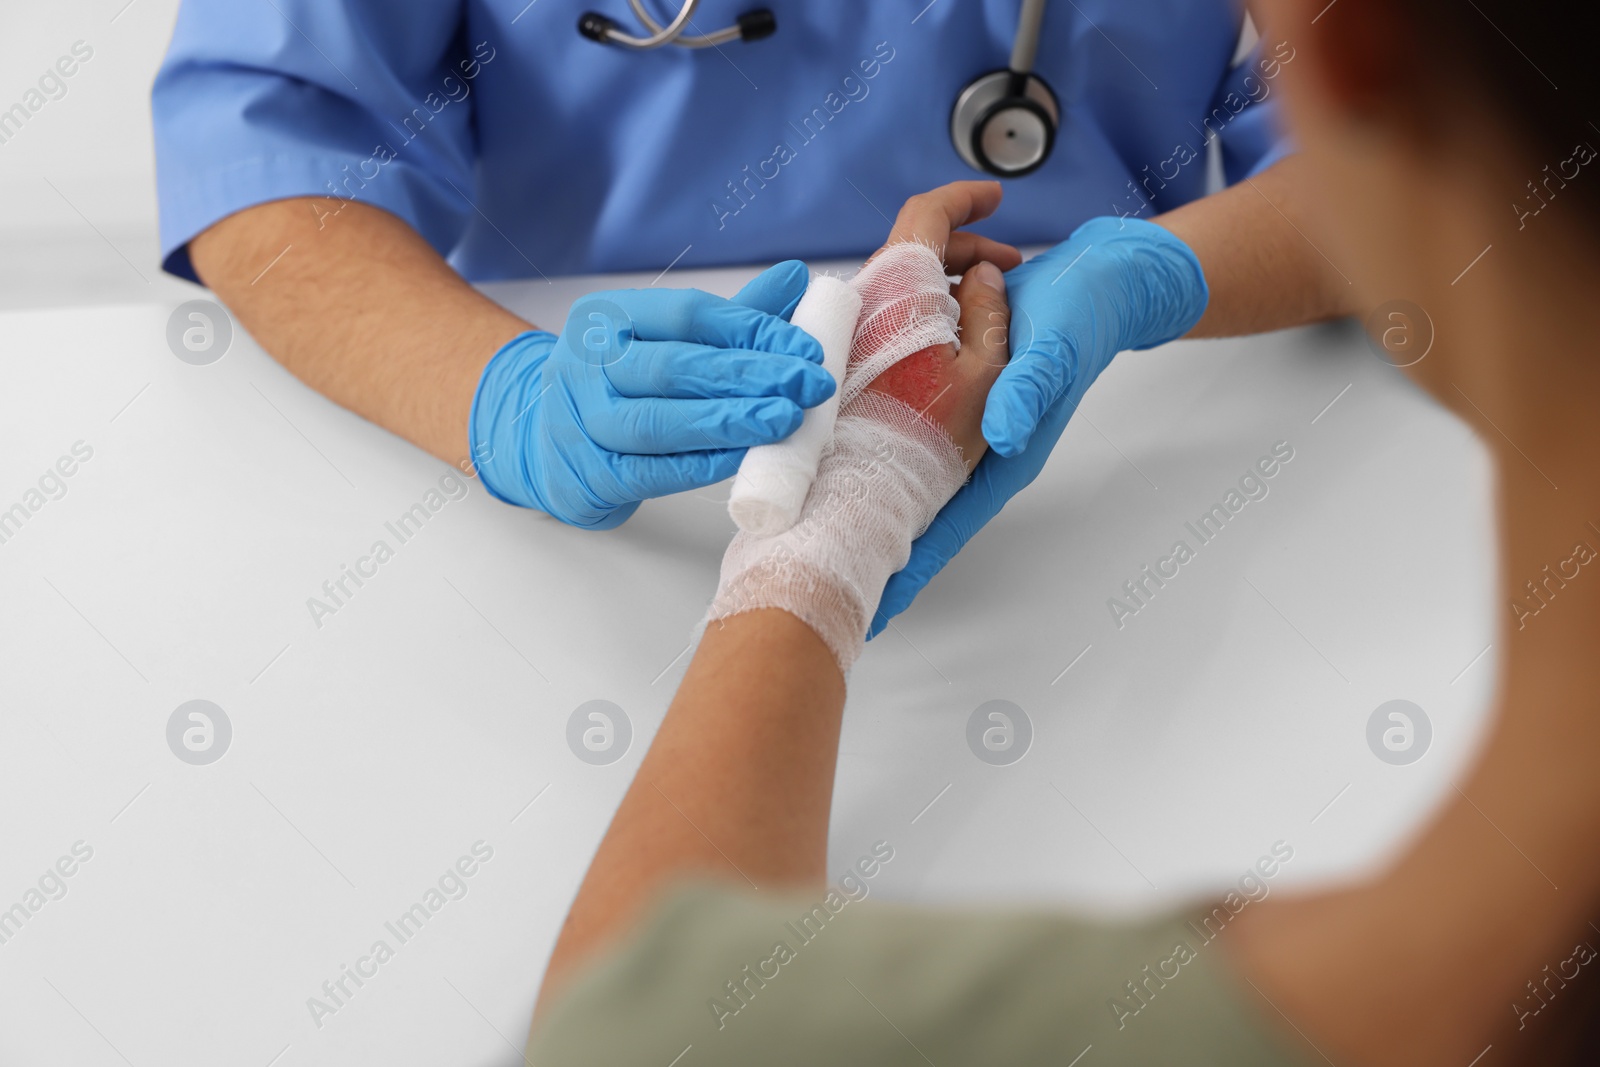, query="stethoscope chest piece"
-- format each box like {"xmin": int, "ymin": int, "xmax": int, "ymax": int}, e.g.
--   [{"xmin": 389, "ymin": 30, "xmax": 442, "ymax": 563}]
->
[{"xmin": 950, "ymin": 69, "xmax": 1060, "ymax": 177}]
